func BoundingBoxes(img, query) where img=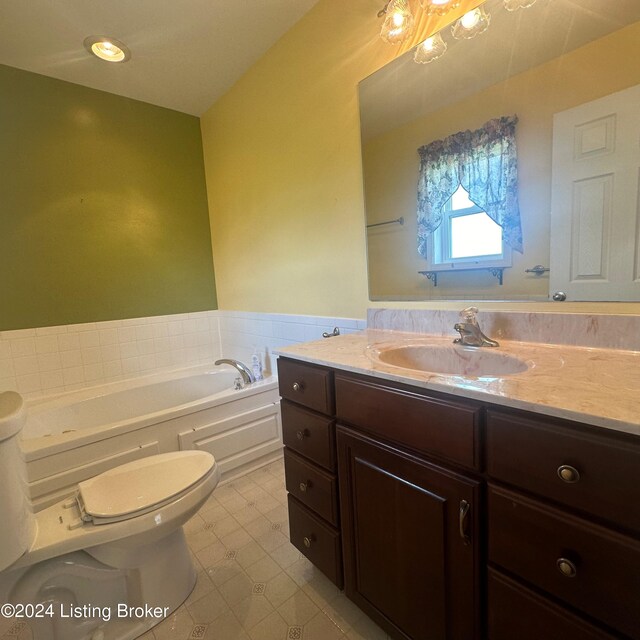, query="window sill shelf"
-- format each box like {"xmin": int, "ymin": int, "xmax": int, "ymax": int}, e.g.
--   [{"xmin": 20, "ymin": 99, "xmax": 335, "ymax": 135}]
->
[{"xmin": 418, "ymin": 267, "xmax": 505, "ymax": 287}]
